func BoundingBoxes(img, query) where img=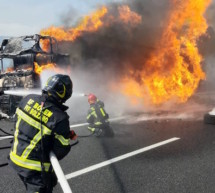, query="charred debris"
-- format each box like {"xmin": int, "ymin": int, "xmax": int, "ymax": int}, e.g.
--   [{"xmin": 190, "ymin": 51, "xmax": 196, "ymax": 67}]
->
[{"xmin": 0, "ymin": 34, "xmax": 70, "ymax": 116}]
